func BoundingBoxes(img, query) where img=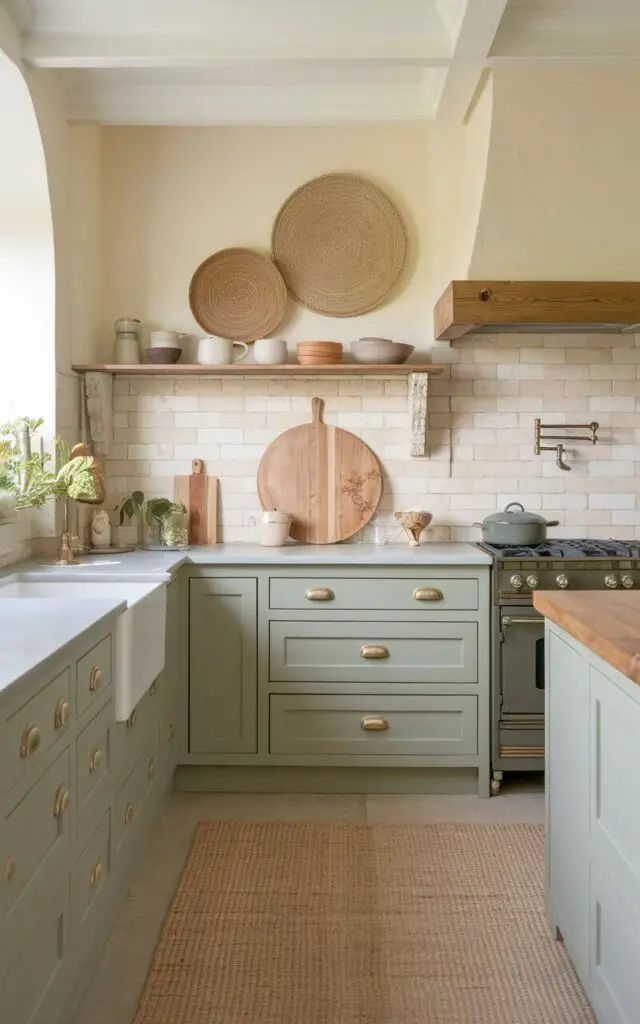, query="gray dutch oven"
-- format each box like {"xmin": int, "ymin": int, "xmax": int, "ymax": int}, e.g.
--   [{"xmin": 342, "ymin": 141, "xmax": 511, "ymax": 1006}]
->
[{"xmin": 473, "ymin": 502, "xmax": 559, "ymax": 546}]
